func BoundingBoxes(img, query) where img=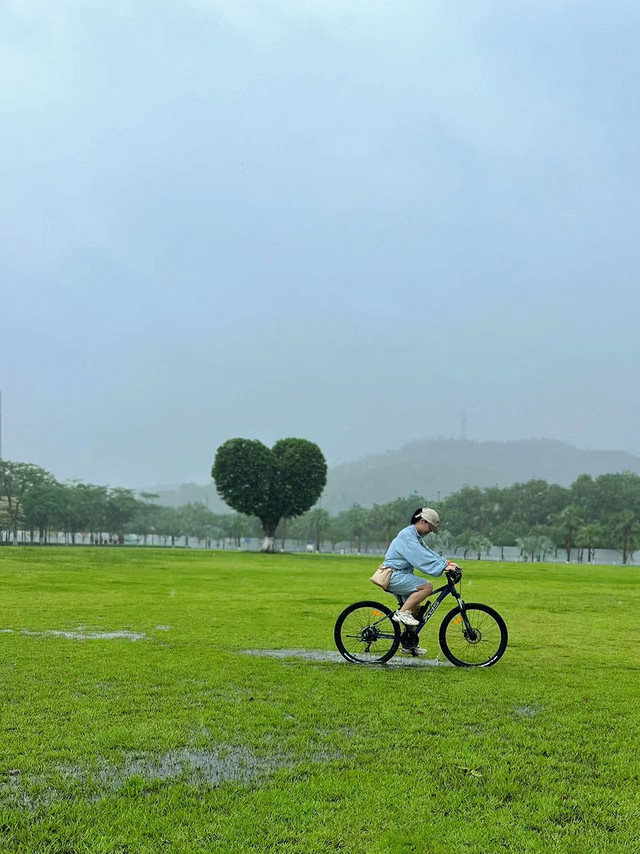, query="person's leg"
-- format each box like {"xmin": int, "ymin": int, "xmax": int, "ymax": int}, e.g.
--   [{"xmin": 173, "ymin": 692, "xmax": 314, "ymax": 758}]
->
[
  {"xmin": 400, "ymin": 629, "xmax": 427, "ymax": 654},
  {"xmin": 399, "ymin": 581, "xmax": 433, "ymax": 614}
]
